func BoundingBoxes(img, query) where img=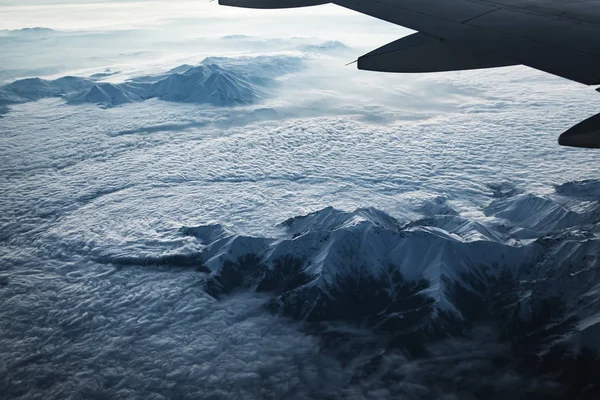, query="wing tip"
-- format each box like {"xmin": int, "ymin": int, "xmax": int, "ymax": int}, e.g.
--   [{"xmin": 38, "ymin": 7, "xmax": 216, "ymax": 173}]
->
[{"xmin": 559, "ymin": 112, "xmax": 600, "ymax": 149}]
